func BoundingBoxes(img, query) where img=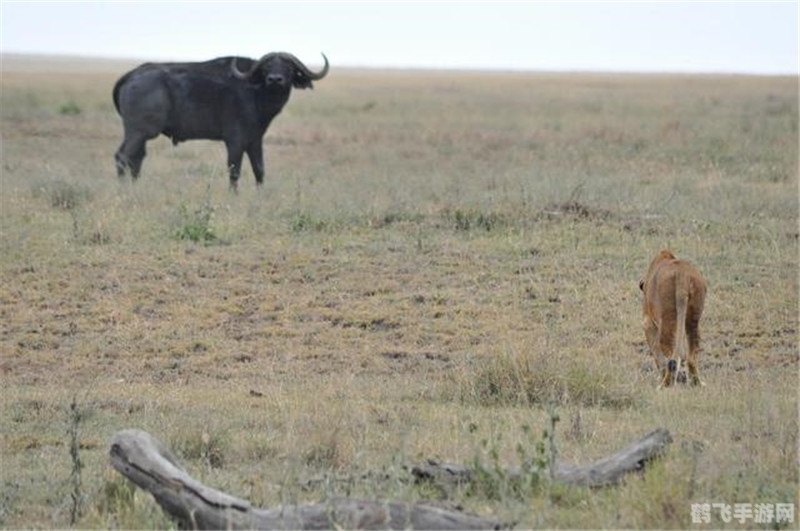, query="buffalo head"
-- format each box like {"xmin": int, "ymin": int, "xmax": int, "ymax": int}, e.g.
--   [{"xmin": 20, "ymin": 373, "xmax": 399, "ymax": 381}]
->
[{"xmin": 231, "ymin": 52, "xmax": 329, "ymax": 89}]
